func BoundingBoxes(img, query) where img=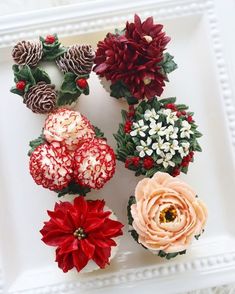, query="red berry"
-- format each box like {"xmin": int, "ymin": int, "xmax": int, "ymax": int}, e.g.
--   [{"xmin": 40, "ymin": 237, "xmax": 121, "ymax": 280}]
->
[
  {"xmin": 187, "ymin": 115, "xmax": 194, "ymax": 123},
  {"xmin": 143, "ymin": 157, "xmax": 154, "ymax": 170},
  {"xmin": 165, "ymin": 103, "xmax": 177, "ymax": 111},
  {"xmin": 189, "ymin": 151, "xmax": 194, "ymax": 159},
  {"xmin": 125, "ymin": 158, "xmax": 131, "ymax": 168},
  {"xmin": 181, "ymin": 156, "xmax": 190, "ymax": 167},
  {"xmin": 132, "ymin": 157, "xmax": 140, "ymax": 167},
  {"xmin": 181, "ymin": 110, "xmax": 186, "ymax": 115},
  {"xmin": 16, "ymin": 80, "xmax": 26, "ymax": 91},
  {"xmin": 45, "ymin": 35, "xmax": 56, "ymax": 44},
  {"xmin": 172, "ymin": 167, "xmax": 180, "ymax": 177},
  {"xmin": 176, "ymin": 111, "xmax": 182, "ymax": 117},
  {"xmin": 76, "ymin": 78, "xmax": 88, "ymax": 89},
  {"xmin": 124, "ymin": 120, "xmax": 132, "ymax": 133}
]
